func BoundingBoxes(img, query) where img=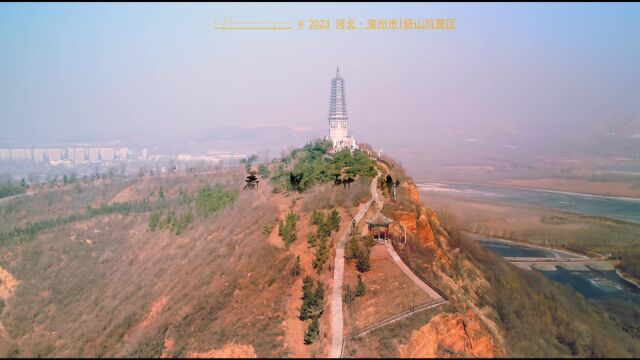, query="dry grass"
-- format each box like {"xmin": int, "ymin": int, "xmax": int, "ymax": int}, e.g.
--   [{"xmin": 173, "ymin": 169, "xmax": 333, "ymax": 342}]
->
[
  {"xmin": 342, "ymin": 244, "xmax": 434, "ymax": 335},
  {"xmin": 0, "ymin": 179, "xmax": 131, "ymax": 233},
  {"xmin": 300, "ymin": 177, "xmax": 371, "ymax": 212},
  {"xmin": 0, "ymin": 171, "xmax": 293, "ymax": 357},
  {"xmin": 343, "ymin": 304, "xmax": 451, "ymax": 358}
]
